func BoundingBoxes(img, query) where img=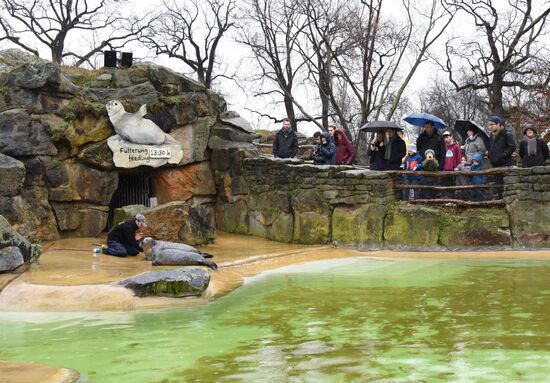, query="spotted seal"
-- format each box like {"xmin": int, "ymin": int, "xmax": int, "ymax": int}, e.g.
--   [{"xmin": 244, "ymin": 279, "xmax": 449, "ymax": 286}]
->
[
  {"xmin": 106, "ymin": 100, "xmax": 166, "ymax": 145},
  {"xmin": 151, "ymin": 247, "xmax": 217, "ymax": 270},
  {"xmin": 141, "ymin": 237, "xmax": 214, "ymax": 260}
]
